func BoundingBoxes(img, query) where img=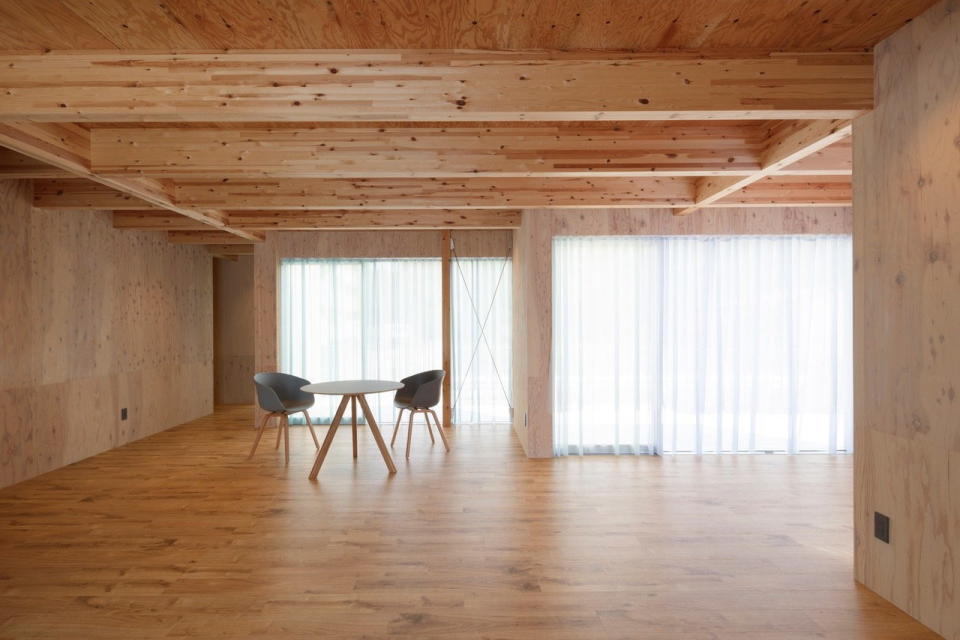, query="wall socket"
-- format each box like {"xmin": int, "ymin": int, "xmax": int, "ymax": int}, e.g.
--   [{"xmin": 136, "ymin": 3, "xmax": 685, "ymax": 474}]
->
[
  {"xmin": 120, "ymin": 407, "xmax": 128, "ymax": 421},
  {"xmin": 874, "ymin": 511, "xmax": 890, "ymax": 544}
]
